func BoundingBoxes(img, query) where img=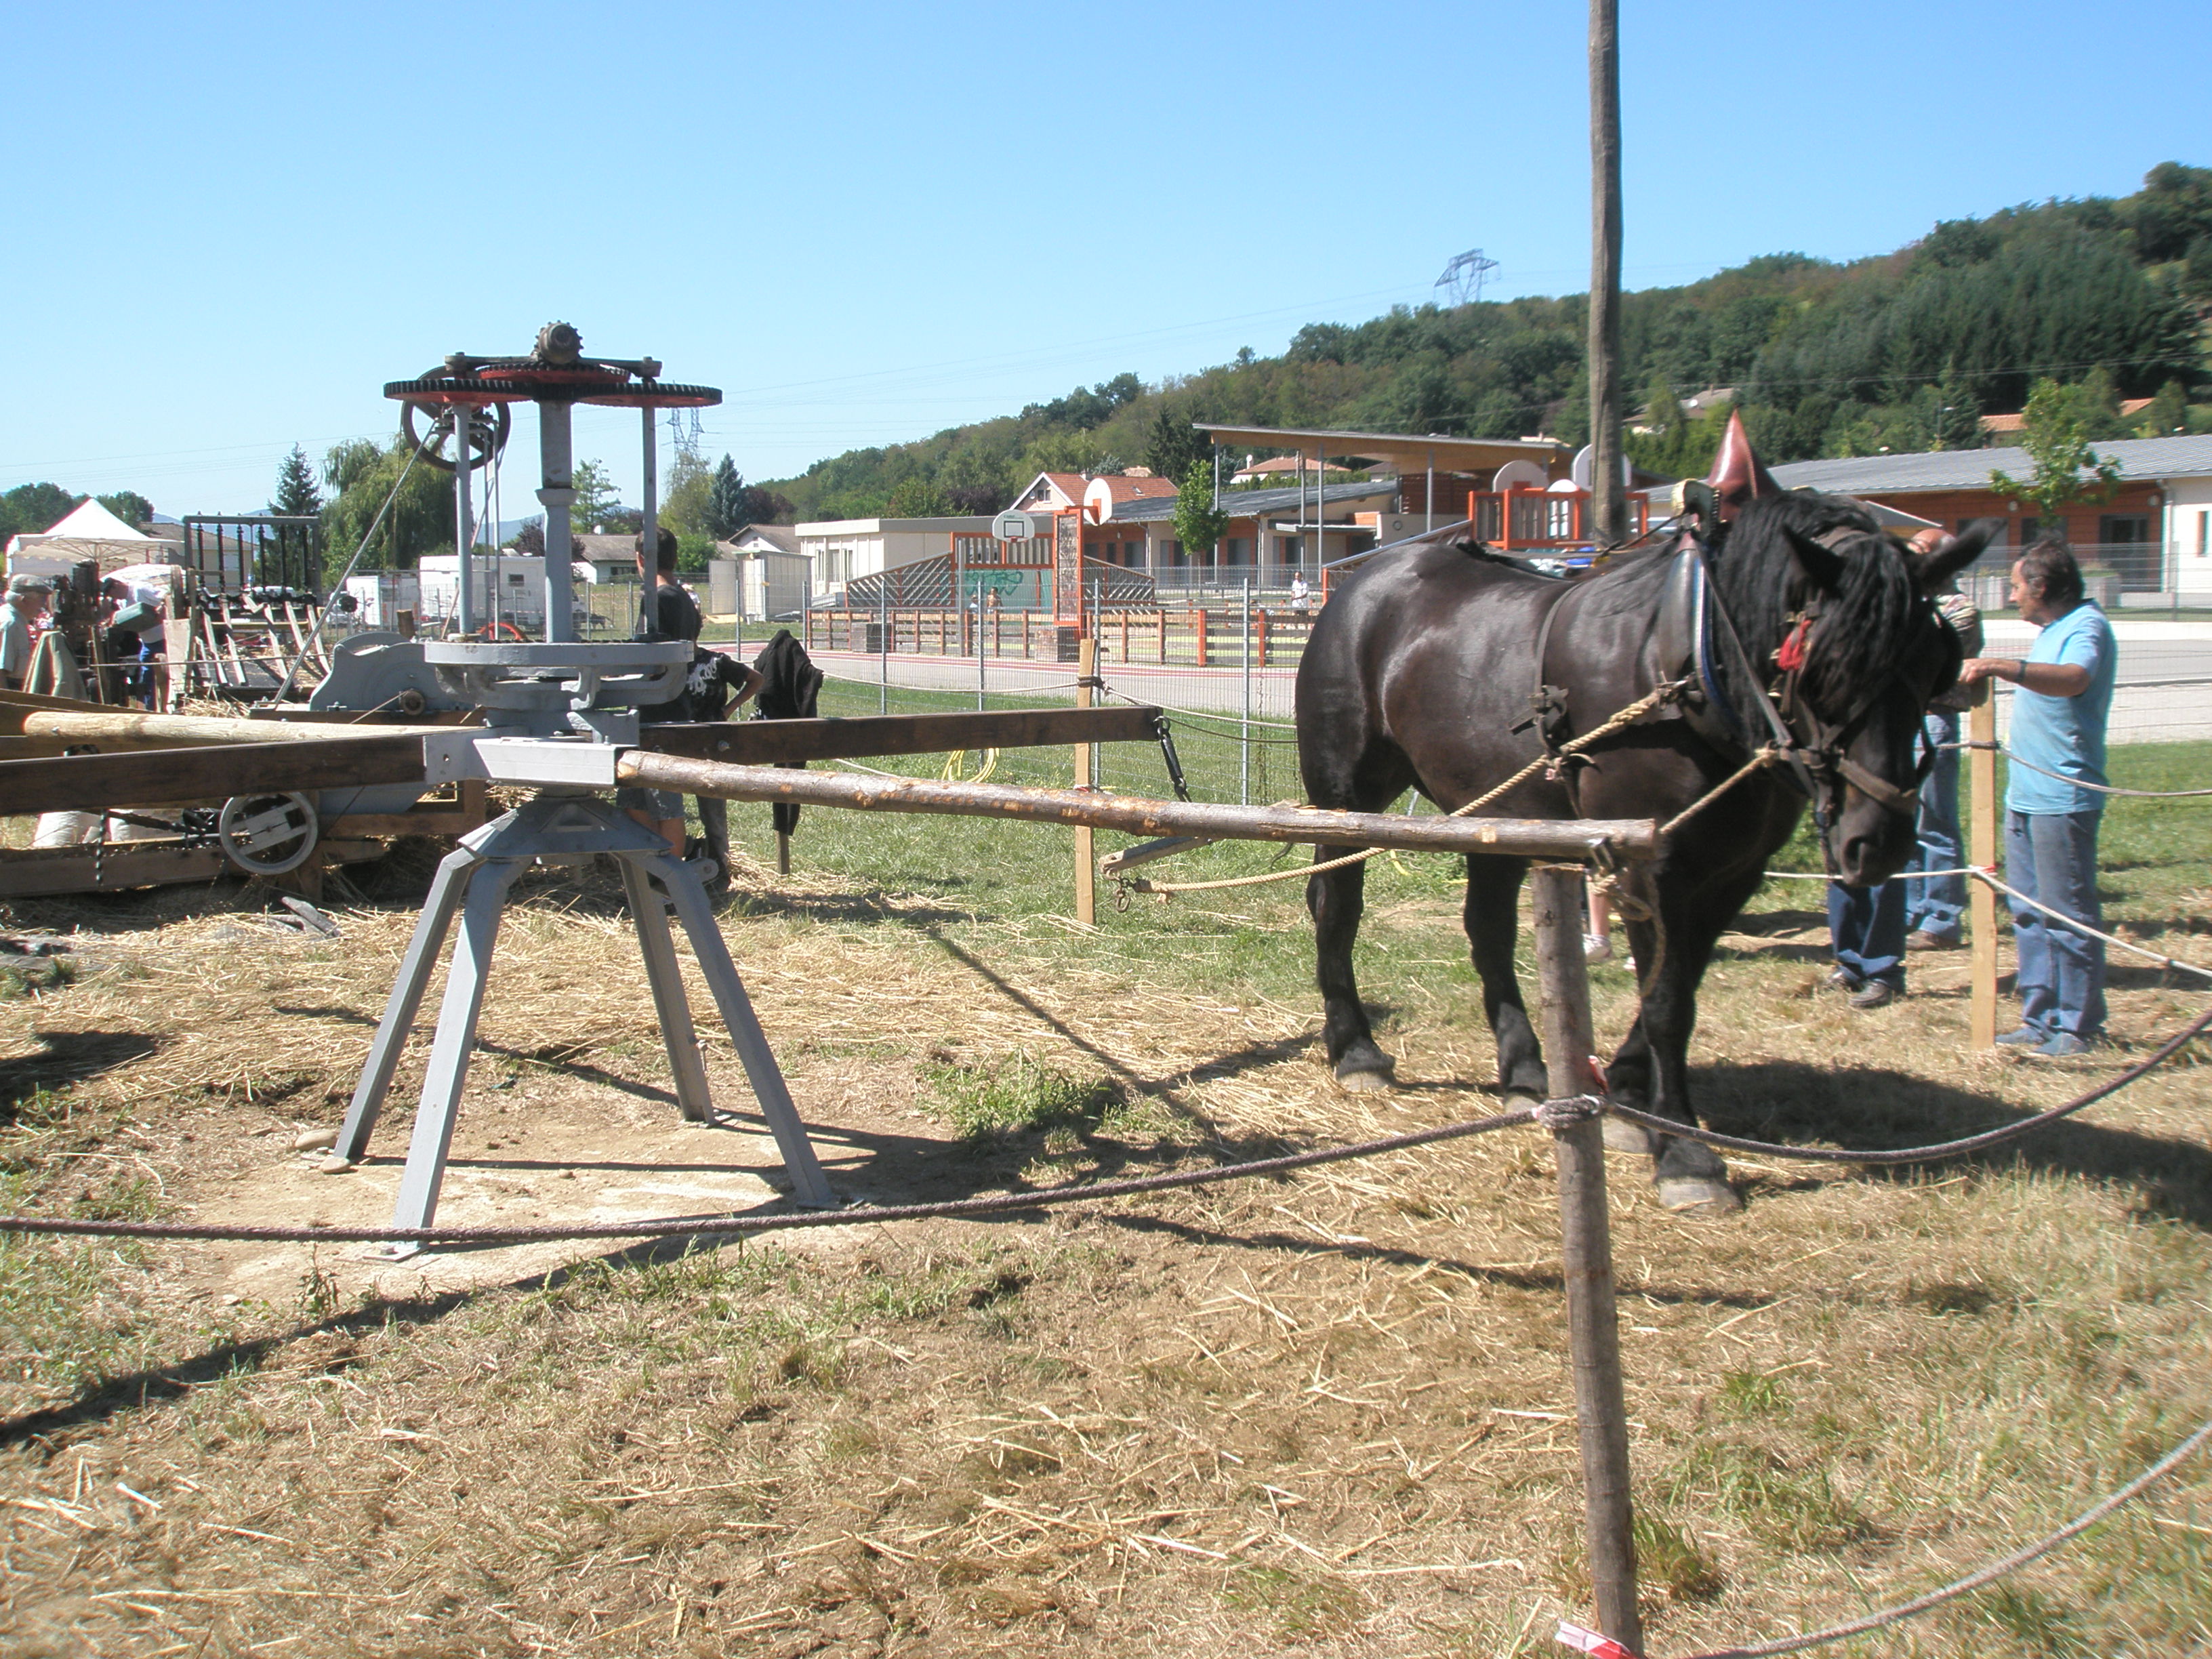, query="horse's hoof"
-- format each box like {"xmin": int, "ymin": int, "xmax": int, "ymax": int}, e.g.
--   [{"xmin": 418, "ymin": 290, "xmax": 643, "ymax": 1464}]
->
[
  {"xmin": 1656, "ymin": 1176, "xmax": 1741, "ymax": 1214},
  {"xmin": 1601, "ymin": 1115, "xmax": 1654, "ymax": 1155},
  {"xmin": 1335, "ymin": 1066, "xmax": 1395, "ymax": 1092}
]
